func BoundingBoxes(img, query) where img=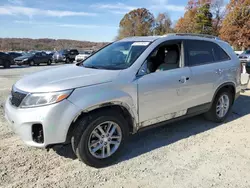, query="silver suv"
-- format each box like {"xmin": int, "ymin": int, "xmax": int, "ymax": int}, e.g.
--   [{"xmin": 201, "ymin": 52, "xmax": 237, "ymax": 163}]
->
[{"xmin": 5, "ymin": 34, "xmax": 243, "ymax": 168}]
